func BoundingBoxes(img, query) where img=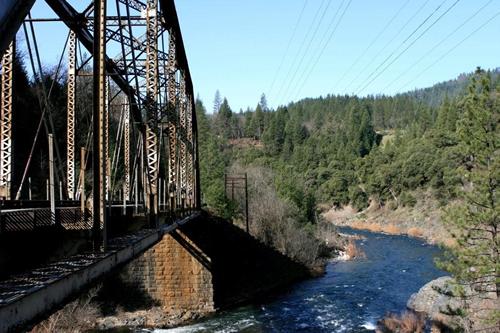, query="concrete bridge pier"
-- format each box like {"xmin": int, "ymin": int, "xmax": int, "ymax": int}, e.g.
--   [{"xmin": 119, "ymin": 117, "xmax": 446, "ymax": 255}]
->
[{"xmin": 99, "ymin": 212, "xmax": 310, "ymax": 324}]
